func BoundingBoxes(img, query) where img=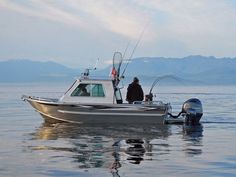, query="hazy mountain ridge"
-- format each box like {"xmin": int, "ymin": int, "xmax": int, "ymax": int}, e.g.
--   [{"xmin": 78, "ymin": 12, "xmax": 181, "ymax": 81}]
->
[
  {"xmin": 0, "ymin": 59, "xmax": 79, "ymax": 82},
  {"xmin": 118, "ymin": 56, "xmax": 236, "ymax": 85},
  {"xmin": 1, "ymin": 56, "xmax": 236, "ymax": 85}
]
